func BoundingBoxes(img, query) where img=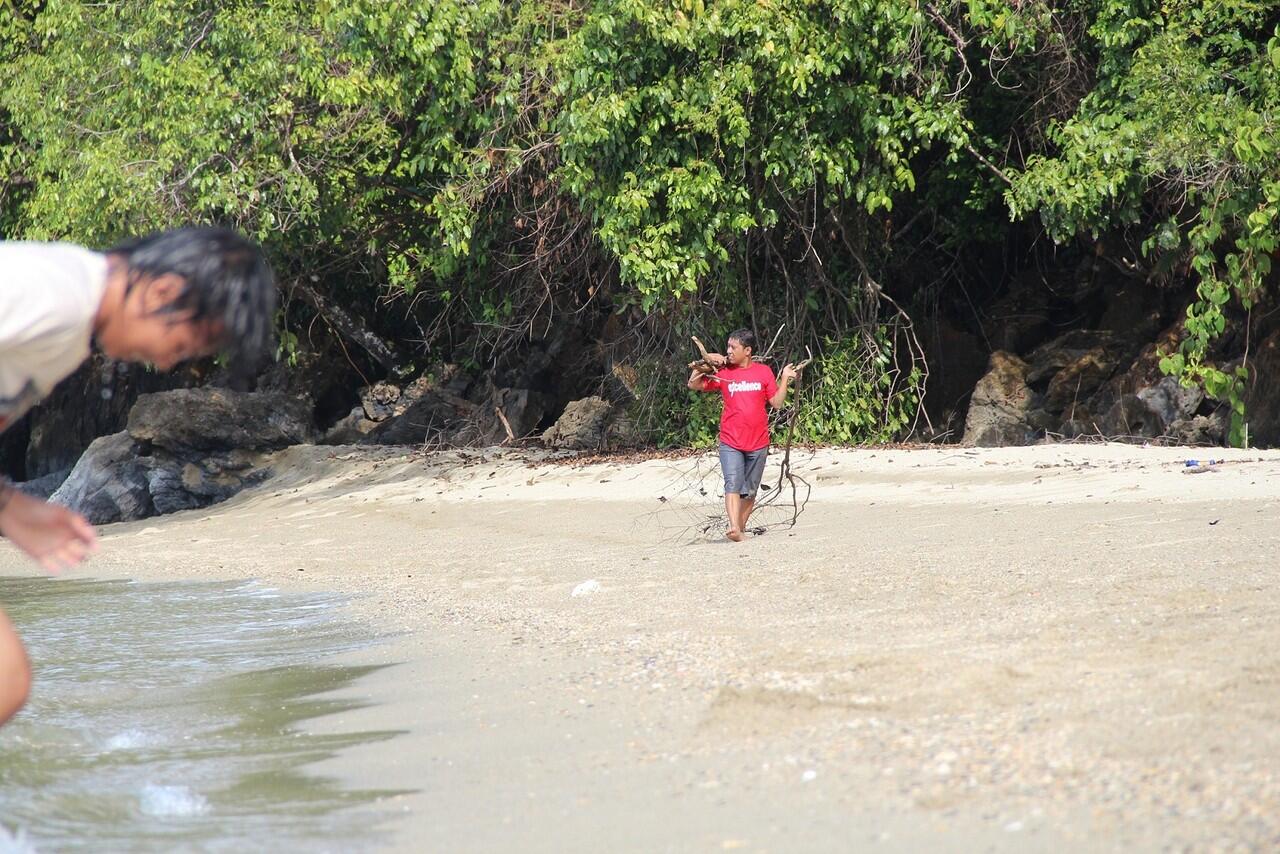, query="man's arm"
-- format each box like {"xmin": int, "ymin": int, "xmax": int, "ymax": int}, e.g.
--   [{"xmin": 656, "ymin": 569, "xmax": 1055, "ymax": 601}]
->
[
  {"xmin": 768, "ymin": 364, "xmax": 798, "ymax": 409},
  {"xmin": 688, "ymin": 352, "xmax": 727, "ymax": 391}
]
